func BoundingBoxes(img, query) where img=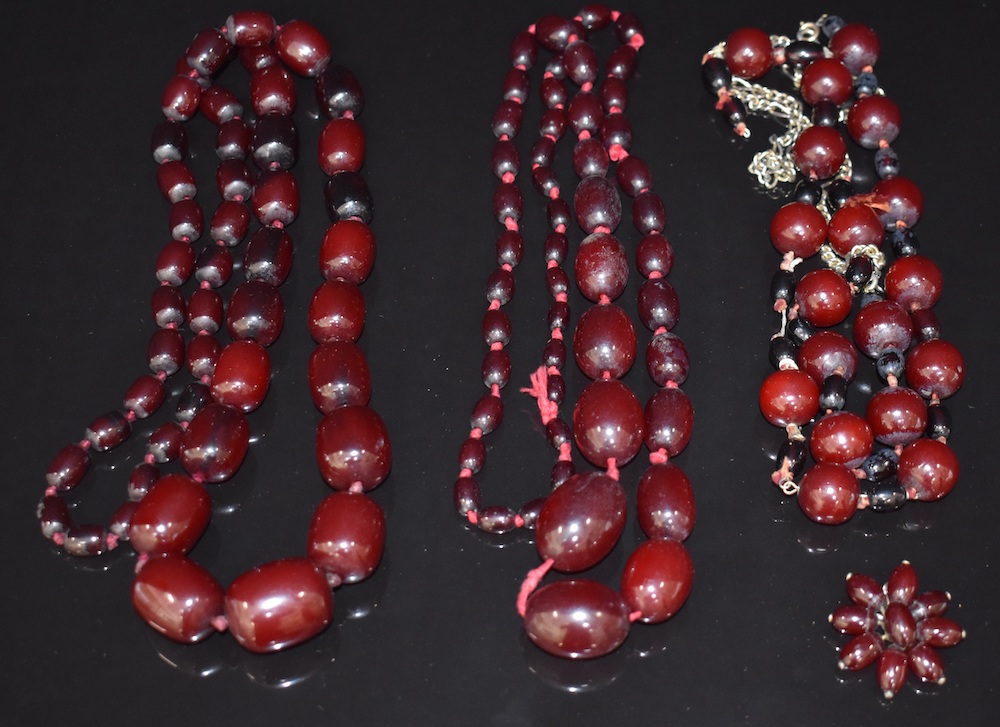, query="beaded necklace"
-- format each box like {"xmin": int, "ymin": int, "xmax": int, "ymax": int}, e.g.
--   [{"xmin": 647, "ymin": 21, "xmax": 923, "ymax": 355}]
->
[
  {"xmin": 452, "ymin": 5, "xmax": 694, "ymax": 660},
  {"xmin": 36, "ymin": 12, "xmax": 390, "ymax": 653},
  {"xmin": 702, "ymin": 15, "xmax": 964, "ymax": 525}
]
